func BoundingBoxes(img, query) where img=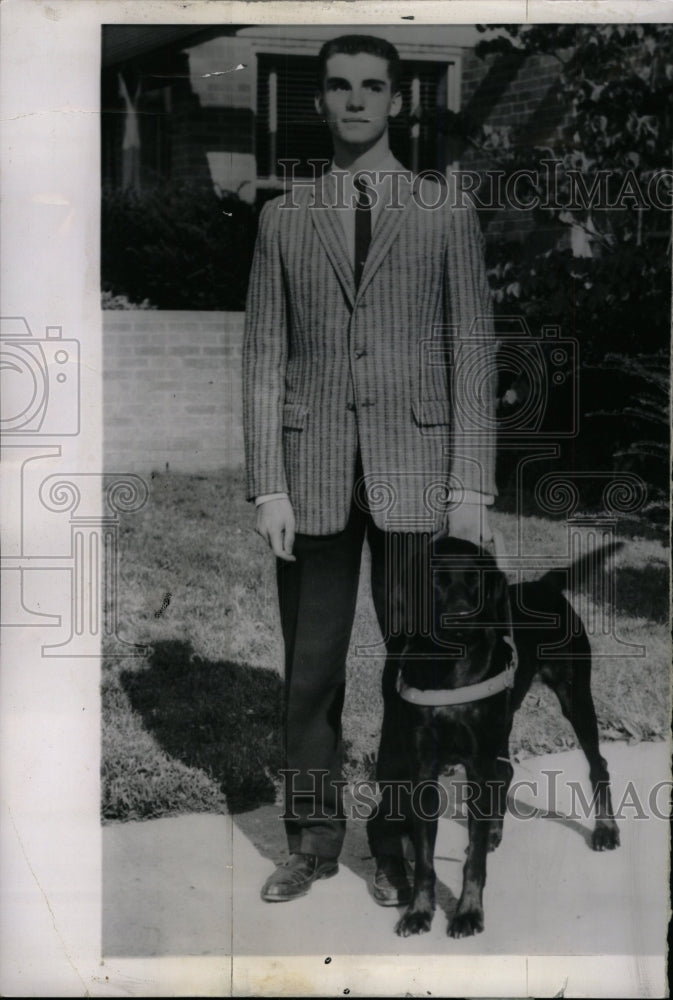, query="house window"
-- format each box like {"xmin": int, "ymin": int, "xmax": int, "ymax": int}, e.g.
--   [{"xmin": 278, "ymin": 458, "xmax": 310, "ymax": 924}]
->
[{"xmin": 256, "ymin": 53, "xmax": 454, "ymax": 180}]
